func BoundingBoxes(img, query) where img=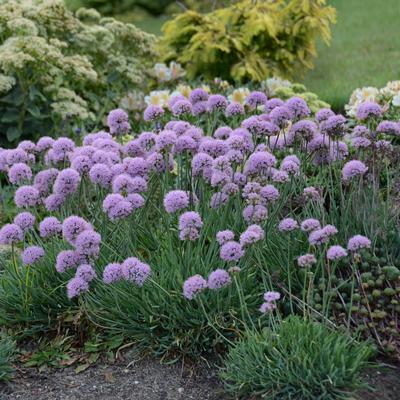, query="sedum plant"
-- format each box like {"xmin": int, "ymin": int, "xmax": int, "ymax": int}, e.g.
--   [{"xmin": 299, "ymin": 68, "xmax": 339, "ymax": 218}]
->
[
  {"xmin": 161, "ymin": 0, "xmax": 336, "ymax": 83},
  {"xmin": 0, "ymin": 0, "xmax": 157, "ymax": 145}
]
